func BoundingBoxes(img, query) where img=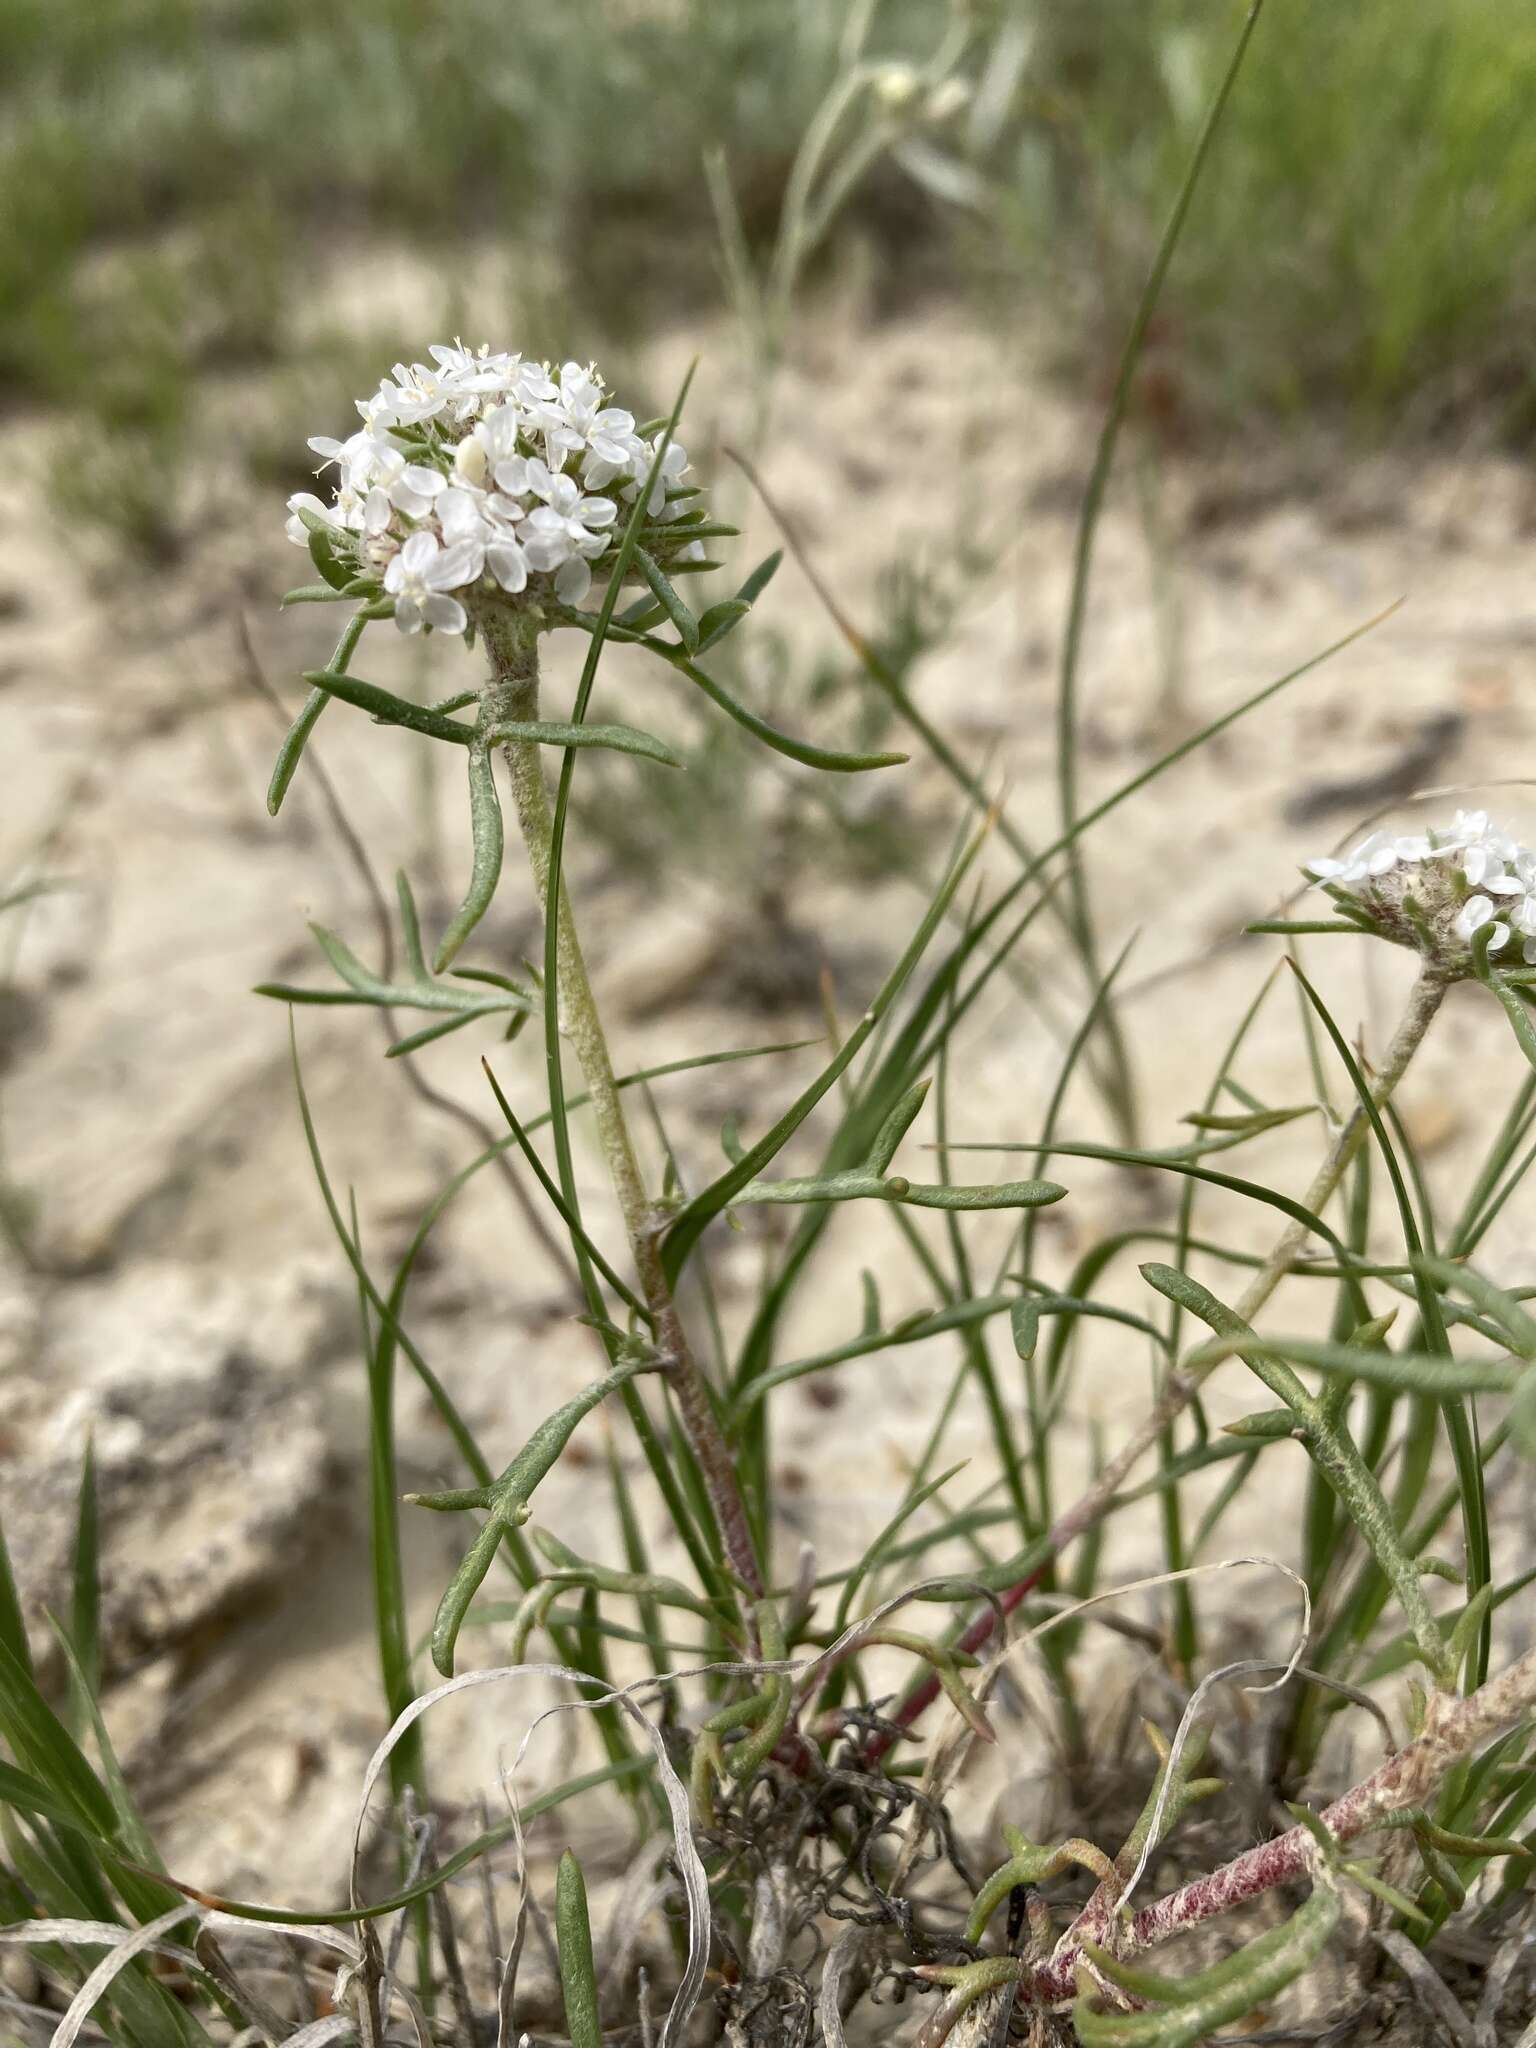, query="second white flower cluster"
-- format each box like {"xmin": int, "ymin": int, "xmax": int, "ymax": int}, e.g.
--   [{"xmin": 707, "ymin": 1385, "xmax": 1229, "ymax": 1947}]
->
[
  {"xmin": 285, "ymin": 344, "xmax": 702, "ymax": 632},
  {"xmin": 1306, "ymin": 809, "xmax": 1536, "ymax": 962}
]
